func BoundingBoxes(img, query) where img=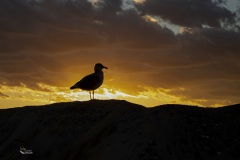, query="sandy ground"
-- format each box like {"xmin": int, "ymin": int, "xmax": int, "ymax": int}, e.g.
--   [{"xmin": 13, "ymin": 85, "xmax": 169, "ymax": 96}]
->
[{"xmin": 0, "ymin": 100, "xmax": 239, "ymax": 160}]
